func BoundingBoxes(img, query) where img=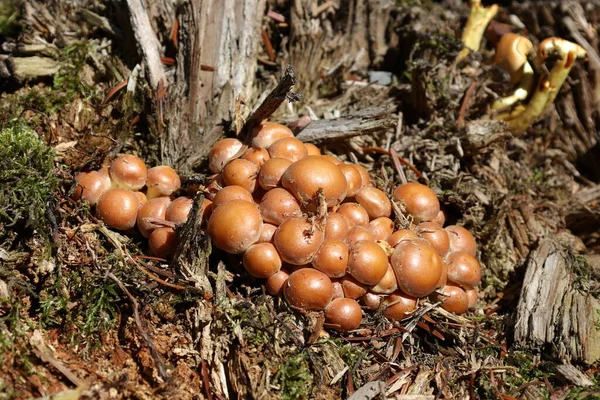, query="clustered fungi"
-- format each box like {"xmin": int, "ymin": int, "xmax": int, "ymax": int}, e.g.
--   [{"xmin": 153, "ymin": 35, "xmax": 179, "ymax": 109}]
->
[
  {"xmin": 74, "ymin": 122, "xmax": 483, "ymax": 333},
  {"xmin": 460, "ymin": 0, "xmax": 587, "ymax": 133},
  {"xmin": 73, "ymin": 155, "xmax": 192, "ymax": 259}
]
